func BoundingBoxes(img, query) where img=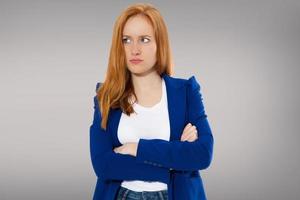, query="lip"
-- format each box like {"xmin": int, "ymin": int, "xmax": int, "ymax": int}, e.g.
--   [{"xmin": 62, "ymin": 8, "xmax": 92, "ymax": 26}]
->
[{"xmin": 130, "ymin": 59, "xmax": 143, "ymax": 64}]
